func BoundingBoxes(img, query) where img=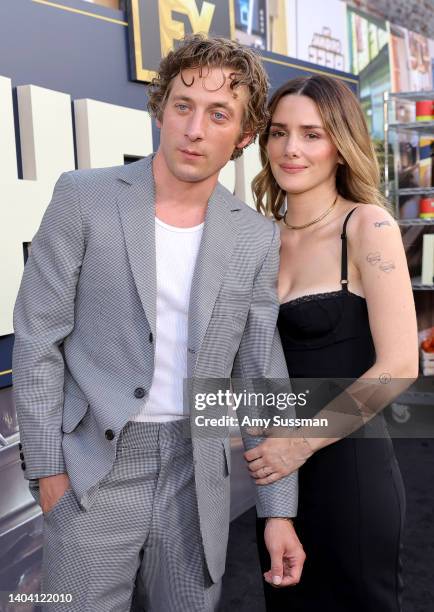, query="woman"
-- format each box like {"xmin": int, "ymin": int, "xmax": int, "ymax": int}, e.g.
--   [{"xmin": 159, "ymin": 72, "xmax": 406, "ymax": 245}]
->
[{"xmin": 247, "ymin": 76, "xmax": 419, "ymax": 611}]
